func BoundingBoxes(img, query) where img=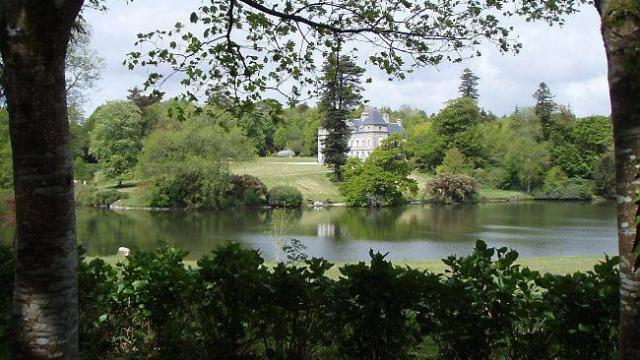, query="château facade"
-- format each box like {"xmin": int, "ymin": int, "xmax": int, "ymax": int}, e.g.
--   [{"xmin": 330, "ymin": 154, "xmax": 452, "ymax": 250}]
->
[{"xmin": 317, "ymin": 106, "xmax": 403, "ymax": 163}]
